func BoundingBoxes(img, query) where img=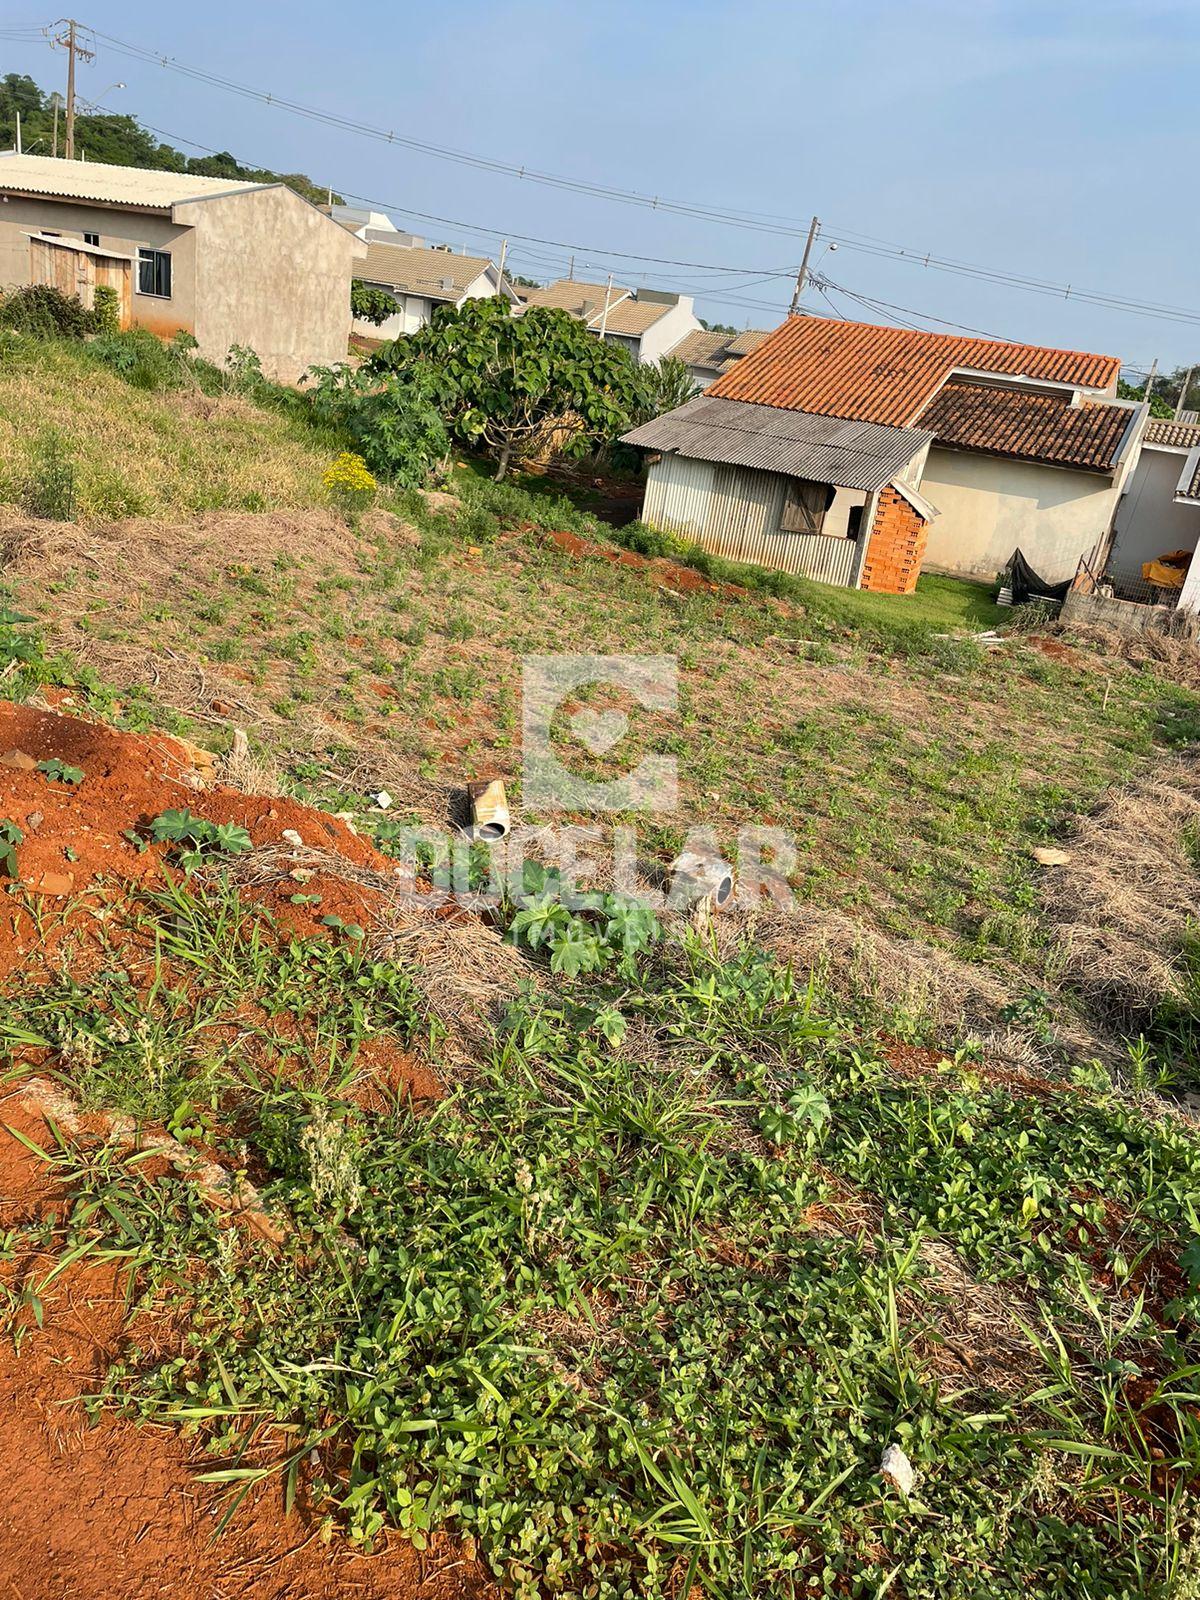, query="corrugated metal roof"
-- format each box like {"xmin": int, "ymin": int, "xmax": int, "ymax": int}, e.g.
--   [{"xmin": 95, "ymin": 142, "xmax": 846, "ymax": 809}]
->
[
  {"xmin": 0, "ymin": 151, "xmax": 262, "ymax": 208},
  {"xmin": 358, "ymin": 240, "xmax": 494, "ymax": 300},
  {"xmin": 621, "ymin": 394, "xmax": 931, "ymax": 491},
  {"xmin": 917, "ymin": 381, "xmax": 1135, "ymax": 473},
  {"xmin": 708, "ymin": 315, "xmax": 1122, "ymax": 426},
  {"xmin": 1145, "ymin": 417, "xmax": 1200, "ymax": 450}
]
